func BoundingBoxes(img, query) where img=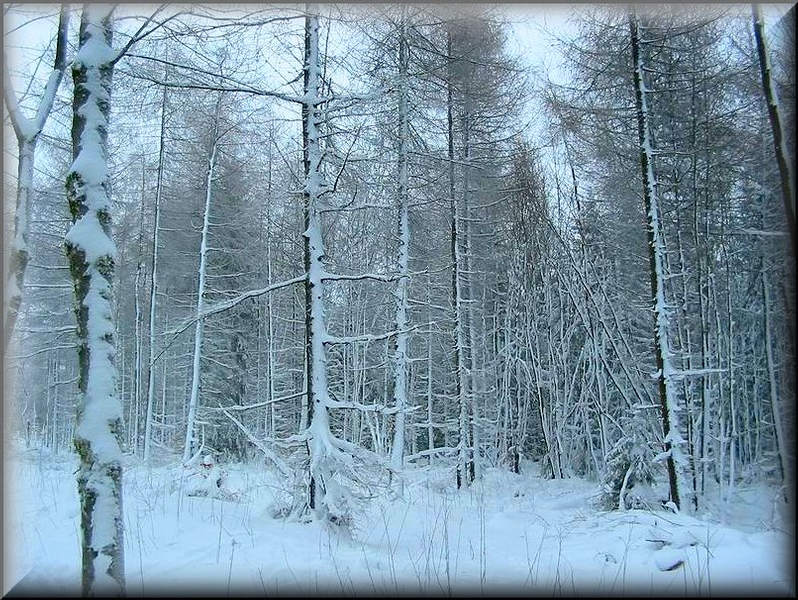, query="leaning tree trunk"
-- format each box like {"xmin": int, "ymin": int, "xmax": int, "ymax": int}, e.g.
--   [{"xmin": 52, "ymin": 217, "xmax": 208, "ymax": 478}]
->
[
  {"xmin": 629, "ymin": 13, "xmax": 686, "ymax": 511},
  {"xmin": 753, "ymin": 4, "xmax": 797, "ymax": 260},
  {"xmin": 64, "ymin": 5, "xmax": 125, "ymax": 594},
  {"xmin": 5, "ymin": 137, "xmax": 35, "ymax": 350},
  {"xmin": 183, "ymin": 98, "xmax": 221, "ymax": 464},
  {"xmin": 3, "ymin": 6, "xmax": 69, "ymax": 350},
  {"xmin": 753, "ymin": 5, "xmax": 797, "ymax": 400}
]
